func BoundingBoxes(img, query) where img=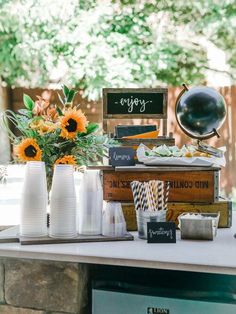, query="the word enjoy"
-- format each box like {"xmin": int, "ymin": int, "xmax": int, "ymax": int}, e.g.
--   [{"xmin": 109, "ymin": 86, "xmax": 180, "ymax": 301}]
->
[{"xmin": 115, "ymin": 96, "xmax": 152, "ymax": 113}]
